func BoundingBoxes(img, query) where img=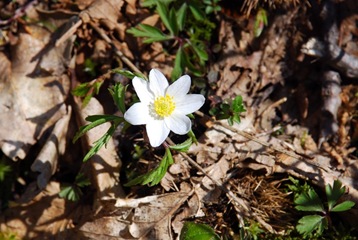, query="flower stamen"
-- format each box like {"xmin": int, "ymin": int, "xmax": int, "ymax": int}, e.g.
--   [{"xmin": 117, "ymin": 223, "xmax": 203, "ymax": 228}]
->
[{"xmin": 154, "ymin": 94, "xmax": 175, "ymax": 117}]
